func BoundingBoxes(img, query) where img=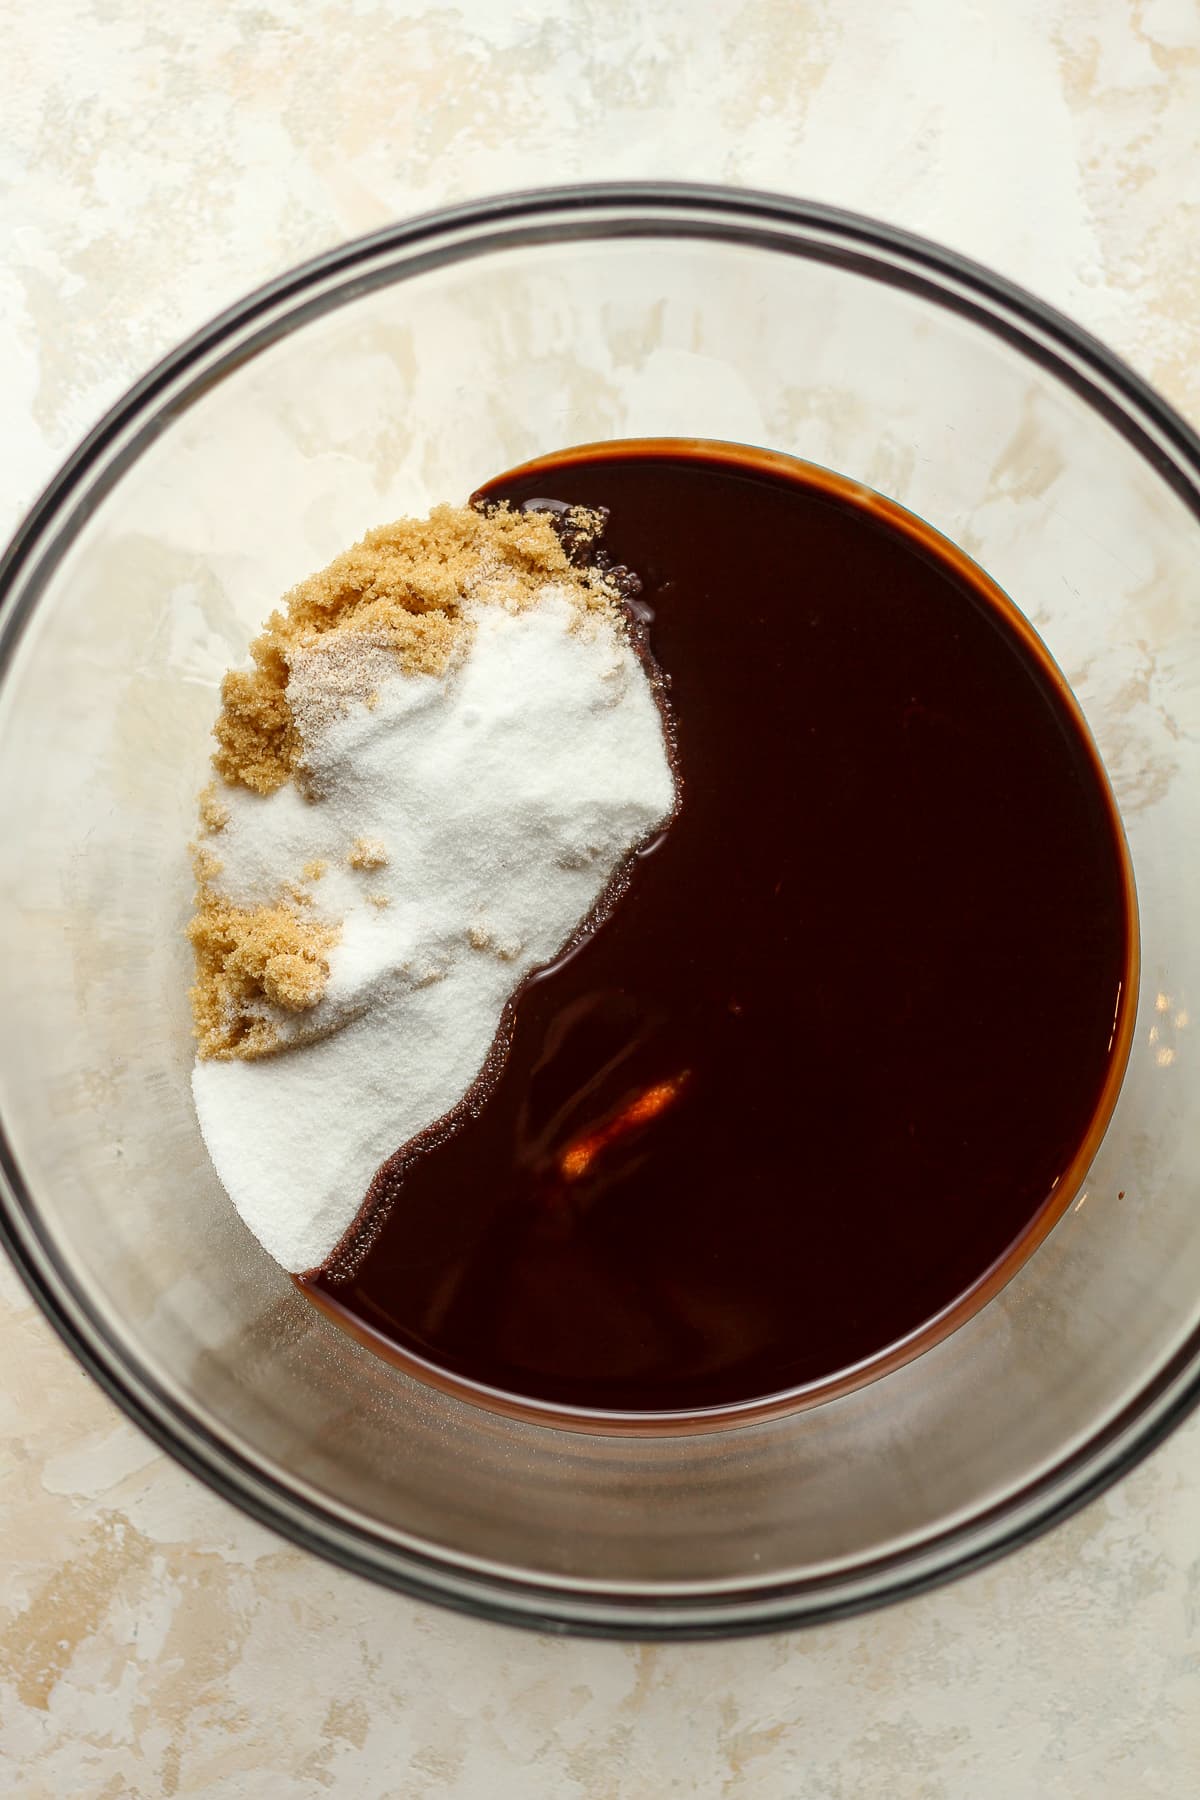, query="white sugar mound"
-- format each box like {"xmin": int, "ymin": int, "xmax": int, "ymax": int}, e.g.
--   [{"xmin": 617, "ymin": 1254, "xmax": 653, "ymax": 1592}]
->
[{"xmin": 193, "ymin": 590, "xmax": 675, "ymax": 1272}]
